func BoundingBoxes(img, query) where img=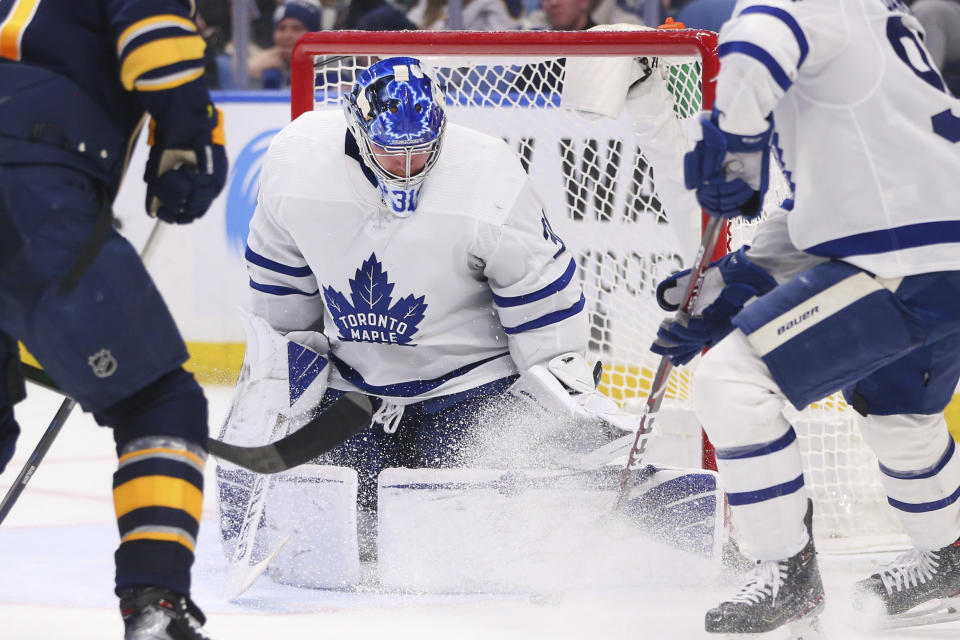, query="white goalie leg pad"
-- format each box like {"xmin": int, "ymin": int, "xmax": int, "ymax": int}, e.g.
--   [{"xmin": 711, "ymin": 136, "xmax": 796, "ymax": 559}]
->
[
  {"xmin": 377, "ymin": 467, "xmax": 718, "ymax": 593},
  {"xmin": 694, "ymin": 331, "xmax": 810, "ymax": 561},
  {"xmin": 263, "ymin": 464, "xmax": 360, "ymax": 588},
  {"xmin": 859, "ymin": 412, "xmax": 960, "ymax": 549}
]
